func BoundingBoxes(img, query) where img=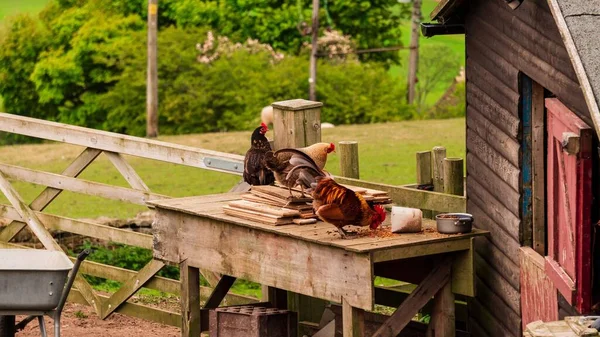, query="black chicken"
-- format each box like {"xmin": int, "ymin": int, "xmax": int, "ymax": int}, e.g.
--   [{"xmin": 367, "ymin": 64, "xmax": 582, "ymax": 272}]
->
[{"xmin": 243, "ymin": 123, "xmax": 275, "ymax": 186}]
